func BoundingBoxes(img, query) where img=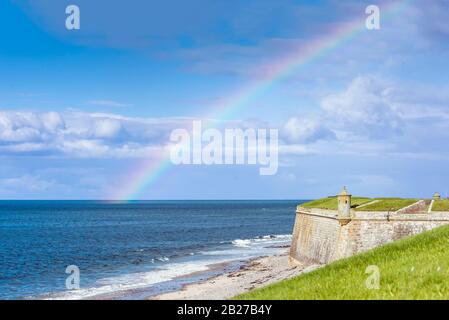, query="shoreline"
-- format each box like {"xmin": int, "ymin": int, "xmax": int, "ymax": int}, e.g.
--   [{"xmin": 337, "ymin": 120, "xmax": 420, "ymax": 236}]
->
[
  {"xmin": 86, "ymin": 248, "xmax": 297, "ymax": 300},
  {"xmin": 83, "ymin": 260, "xmax": 245, "ymax": 300},
  {"xmin": 150, "ymin": 249, "xmax": 321, "ymax": 300},
  {"xmin": 39, "ymin": 239, "xmax": 296, "ymax": 300},
  {"xmin": 37, "ymin": 246, "xmax": 321, "ymax": 300}
]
